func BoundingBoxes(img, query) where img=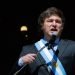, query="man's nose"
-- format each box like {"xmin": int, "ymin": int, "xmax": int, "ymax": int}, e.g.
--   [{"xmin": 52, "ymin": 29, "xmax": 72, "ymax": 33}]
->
[{"xmin": 52, "ymin": 21, "xmax": 56, "ymax": 26}]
